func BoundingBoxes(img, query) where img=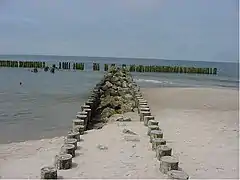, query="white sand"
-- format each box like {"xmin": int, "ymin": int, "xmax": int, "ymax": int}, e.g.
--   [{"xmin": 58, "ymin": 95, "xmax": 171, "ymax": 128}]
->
[
  {"xmin": 142, "ymin": 87, "xmax": 239, "ymax": 179},
  {"xmin": 0, "ymin": 112, "xmax": 167, "ymax": 179},
  {"xmin": 0, "ymin": 87, "xmax": 238, "ymax": 179}
]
